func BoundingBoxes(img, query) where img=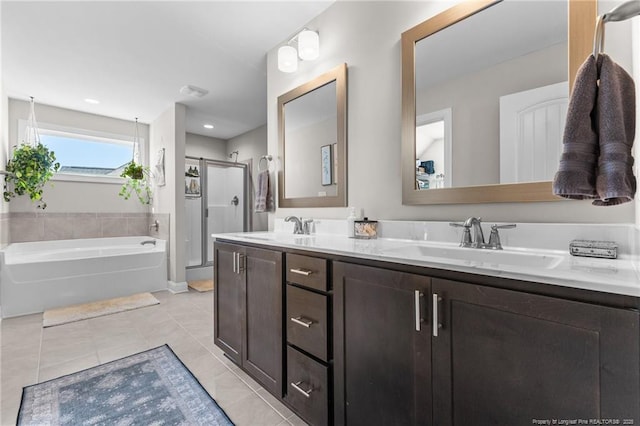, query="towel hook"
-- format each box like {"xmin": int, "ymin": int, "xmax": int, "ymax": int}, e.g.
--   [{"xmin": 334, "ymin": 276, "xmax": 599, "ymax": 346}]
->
[{"xmin": 259, "ymin": 155, "xmax": 273, "ymax": 172}]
